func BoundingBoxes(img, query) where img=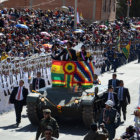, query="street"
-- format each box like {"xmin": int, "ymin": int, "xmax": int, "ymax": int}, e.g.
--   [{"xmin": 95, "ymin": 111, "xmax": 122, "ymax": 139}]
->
[{"xmin": 0, "ymin": 60, "xmax": 140, "ymax": 140}]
